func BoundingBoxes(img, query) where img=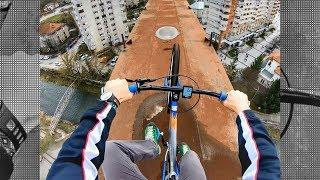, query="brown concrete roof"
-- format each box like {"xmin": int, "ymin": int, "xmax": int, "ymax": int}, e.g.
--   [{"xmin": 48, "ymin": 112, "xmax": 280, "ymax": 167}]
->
[
  {"xmin": 275, "ymin": 66, "xmax": 281, "ymax": 75},
  {"xmin": 269, "ymin": 49, "xmax": 280, "ymax": 63},
  {"xmin": 40, "ymin": 23, "xmax": 64, "ymax": 36},
  {"xmin": 104, "ymin": 0, "xmax": 240, "ymax": 179}
]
